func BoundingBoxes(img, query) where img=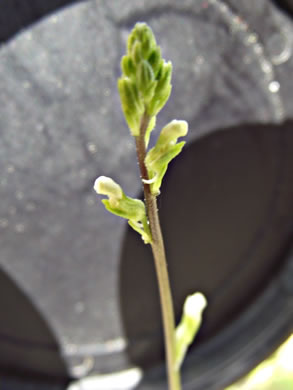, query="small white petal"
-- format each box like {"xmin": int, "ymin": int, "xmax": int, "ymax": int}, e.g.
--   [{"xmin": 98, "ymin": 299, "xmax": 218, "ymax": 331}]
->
[
  {"xmin": 94, "ymin": 176, "xmax": 123, "ymax": 199},
  {"xmin": 161, "ymin": 120, "xmax": 188, "ymax": 140},
  {"xmin": 184, "ymin": 292, "xmax": 207, "ymax": 319}
]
